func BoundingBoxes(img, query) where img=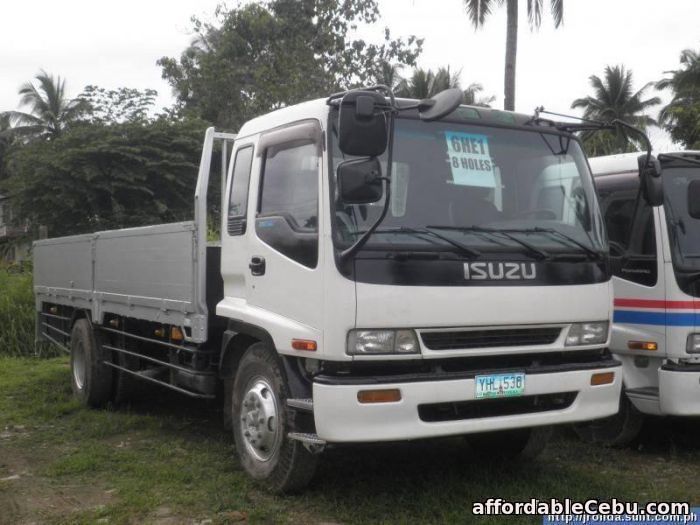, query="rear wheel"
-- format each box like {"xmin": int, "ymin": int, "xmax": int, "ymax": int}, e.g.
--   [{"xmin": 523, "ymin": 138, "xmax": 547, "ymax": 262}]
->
[
  {"xmin": 231, "ymin": 343, "xmax": 317, "ymax": 493},
  {"xmin": 70, "ymin": 318, "xmax": 112, "ymax": 407},
  {"xmin": 573, "ymin": 392, "xmax": 644, "ymax": 446},
  {"xmin": 465, "ymin": 426, "xmax": 552, "ymax": 460}
]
